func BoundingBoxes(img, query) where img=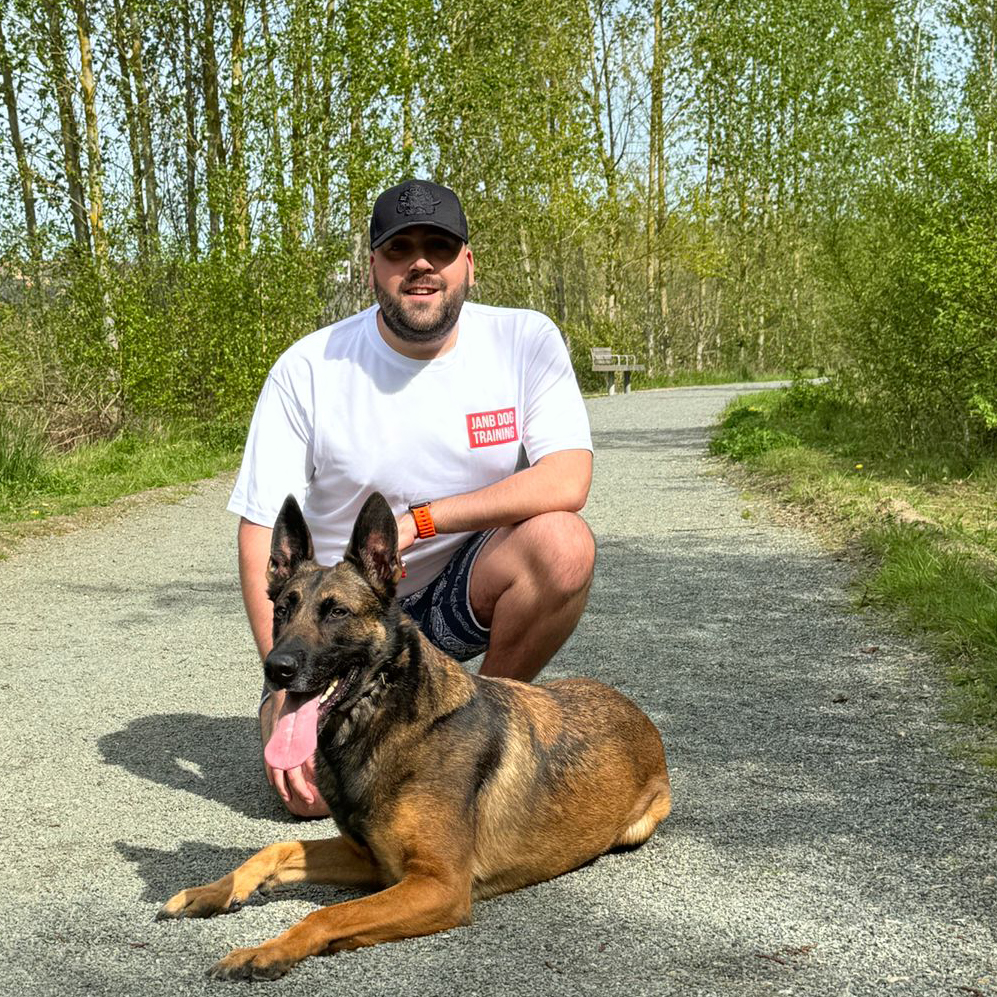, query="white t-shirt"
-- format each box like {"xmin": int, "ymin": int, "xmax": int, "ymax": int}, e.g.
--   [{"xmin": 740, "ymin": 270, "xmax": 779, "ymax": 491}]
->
[{"xmin": 228, "ymin": 301, "xmax": 593, "ymax": 597}]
